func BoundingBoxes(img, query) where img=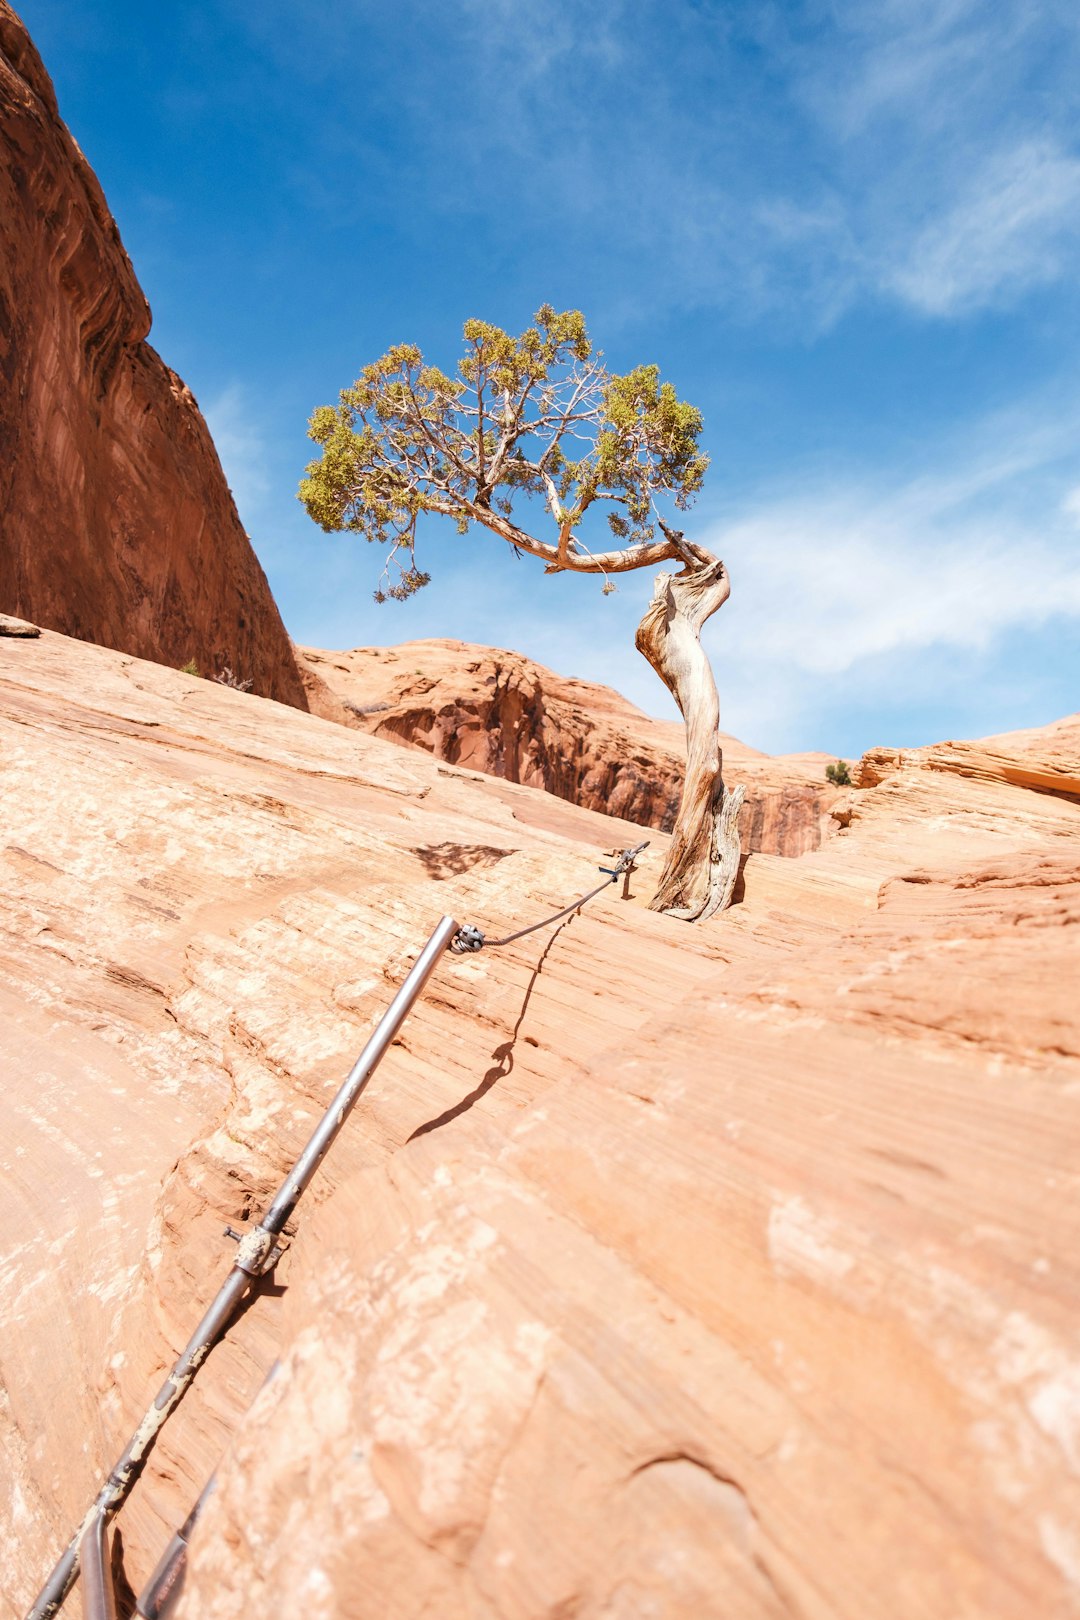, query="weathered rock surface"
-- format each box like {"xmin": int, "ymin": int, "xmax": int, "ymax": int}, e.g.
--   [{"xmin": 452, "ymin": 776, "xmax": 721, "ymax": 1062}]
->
[
  {"xmin": 0, "ymin": 4, "xmax": 307, "ymax": 707},
  {"xmin": 856, "ymin": 737, "xmax": 1080, "ymax": 801},
  {"xmin": 986, "ymin": 712, "xmax": 1080, "ymax": 757},
  {"xmin": 2, "ymin": 629, "xmax": 1079, "ymax": 1620},
  {"xmin": 299, "ymin": 638, "xmax": 840, "ymax": 857}
]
